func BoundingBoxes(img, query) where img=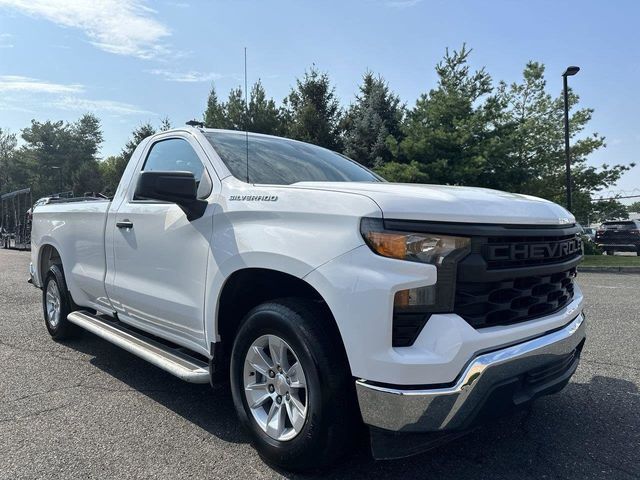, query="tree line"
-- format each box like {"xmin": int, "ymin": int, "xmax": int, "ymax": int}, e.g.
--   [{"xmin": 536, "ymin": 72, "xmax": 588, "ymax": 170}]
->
[{"xmin": 0, "ymin": 45, "xmax": 634, "ymax": 225}]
